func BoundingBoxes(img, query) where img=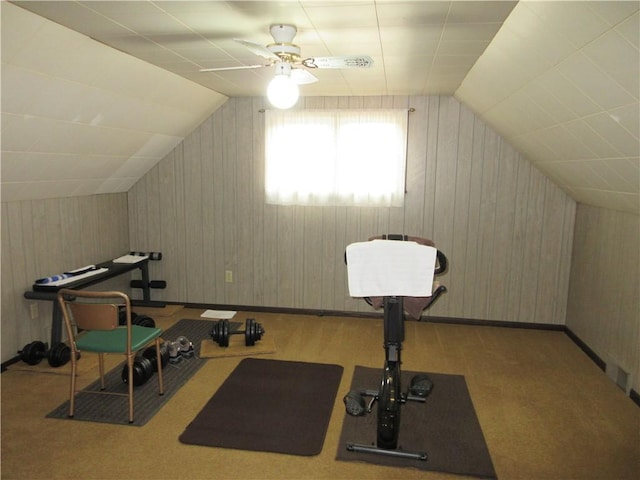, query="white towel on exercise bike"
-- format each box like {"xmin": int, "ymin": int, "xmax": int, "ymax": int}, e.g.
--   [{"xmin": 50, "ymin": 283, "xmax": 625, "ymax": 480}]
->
[{"xmin": 346, "ymin": 240, "xmax": 436, "ymax": 297}]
